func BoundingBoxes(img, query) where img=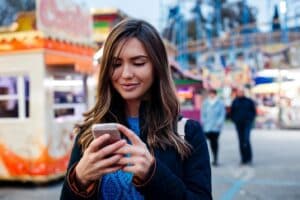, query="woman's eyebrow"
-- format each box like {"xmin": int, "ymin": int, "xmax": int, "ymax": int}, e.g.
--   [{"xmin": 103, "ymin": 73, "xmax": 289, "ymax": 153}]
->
[
  {"xmin": 130, "ymin": 55, "xmax": 148, "ymax": 61},
  {"xmin": 112, "ymin": 55, "xmax": 148, "ymax": 61},
  {"xmin": 112, "ymin": 57, "xmax": 121, "ymax": 62}
]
